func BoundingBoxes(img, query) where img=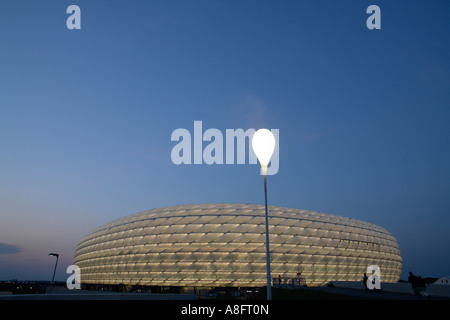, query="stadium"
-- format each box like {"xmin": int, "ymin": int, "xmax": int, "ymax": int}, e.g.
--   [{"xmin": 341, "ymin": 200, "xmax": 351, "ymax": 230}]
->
[{"xmin": 73, "ymin": 203, "xmax": 402, "ymax": 289}]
